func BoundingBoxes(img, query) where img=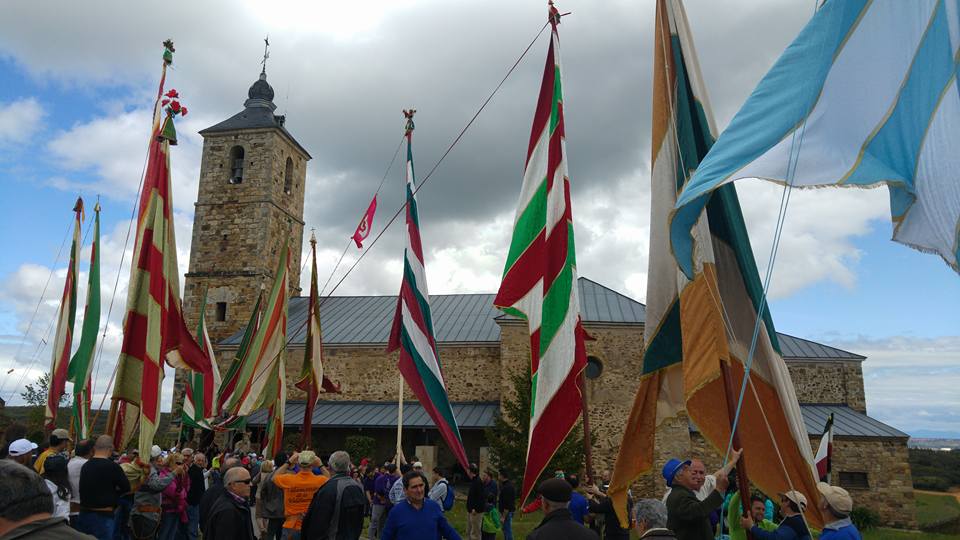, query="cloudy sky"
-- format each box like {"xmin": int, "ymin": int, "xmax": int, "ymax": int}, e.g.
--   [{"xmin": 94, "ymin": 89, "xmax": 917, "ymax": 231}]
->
[{"xmin": 1, "ymin": 0, "xmax": 957, "ymax": 438}]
